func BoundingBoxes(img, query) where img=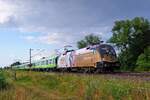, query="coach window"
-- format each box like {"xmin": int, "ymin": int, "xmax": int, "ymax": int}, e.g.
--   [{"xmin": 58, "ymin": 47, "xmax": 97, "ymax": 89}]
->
[
  {"xmin": 40, "ymin": 62, "xmax": 42, "ymax": 65},
  {"xmin": 32, "ymin": 63, "xmax": 35, "ymax": 66},
  {"xmin": 43, "ymin": 61, "xmax": 45, "ymax": 65},
  {"xmin": 46, "ymin": 60, "xmax": 48, "ymax": 65},
  {"xmin": 49, "ymin": 59, "xmax": 51, "ymax": 64},
  {"xmin": 52, "ymin": 59, "xmax": 54, "ymax": 64},
  {"xmin": 50, "ymin": 59, "xmax": 52, "ymax": 64},
  {"xmin": 51, "ymin": 59, "xmax": 52, "ymax": 64},
  {"xmin": 48, "ymin": 59, "xmax": 51, "ymax": 64},
  {"xmin": 35, "ymin": 63, "xmax": 37, "ymax": 66}
]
